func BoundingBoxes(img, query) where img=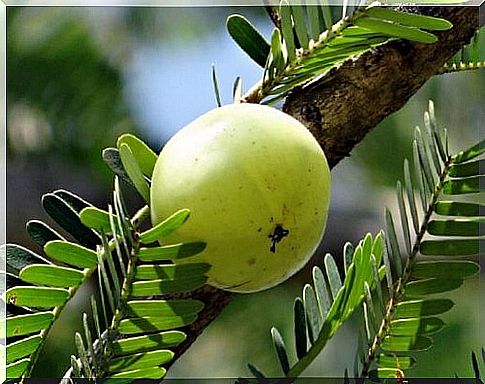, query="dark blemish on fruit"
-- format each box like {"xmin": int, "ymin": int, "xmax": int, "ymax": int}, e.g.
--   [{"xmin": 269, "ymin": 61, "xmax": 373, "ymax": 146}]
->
[
  {"xmin": 247, "ymin": 258, "xmax": 256, "ymax": 265},
  {"xmin": 268, "ymin": 224, "xmax": 290, "ymax": 253},
  {"xmin": 252, "ymin": 141, "xmax": 256, "ymax": 145},
  {"xmin": 257, "ymin": 227, "xmax": 262, "ymax": 232}
]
